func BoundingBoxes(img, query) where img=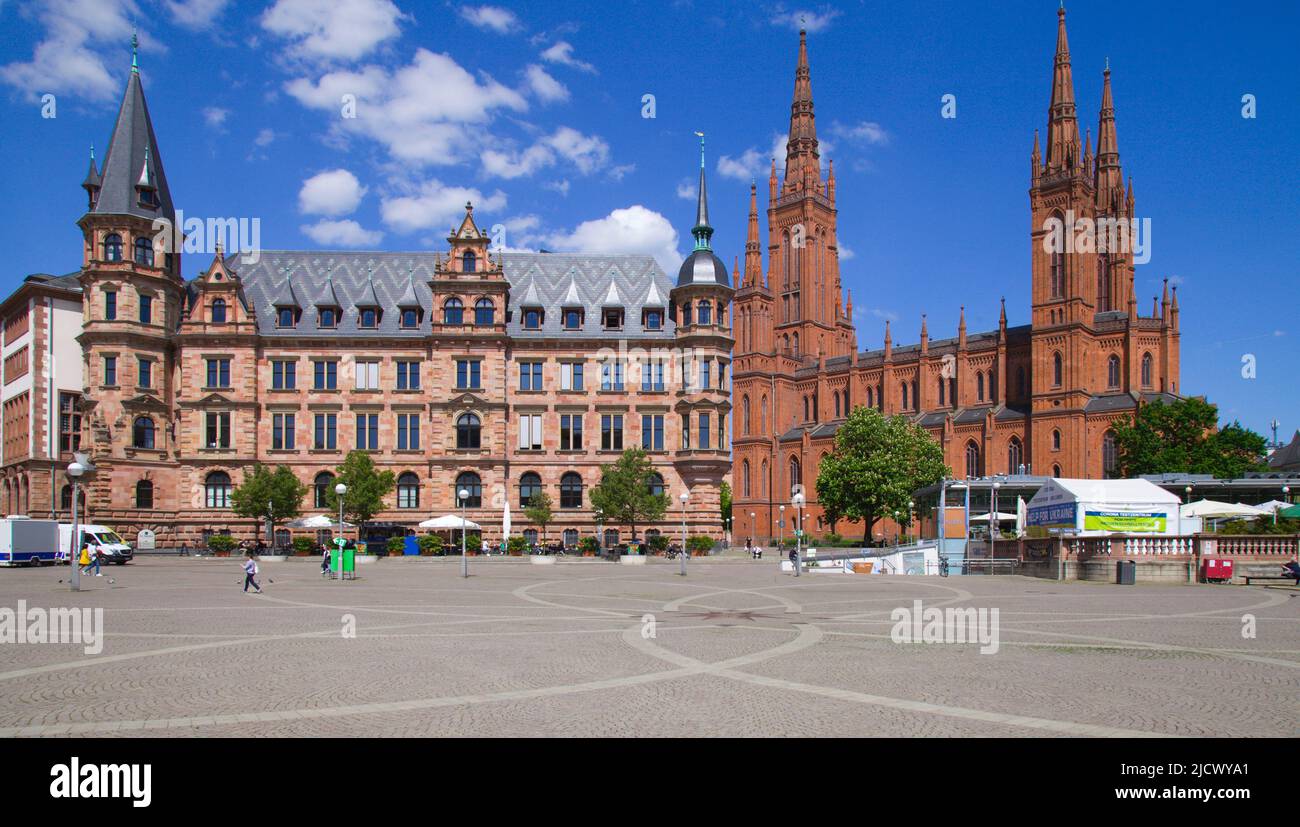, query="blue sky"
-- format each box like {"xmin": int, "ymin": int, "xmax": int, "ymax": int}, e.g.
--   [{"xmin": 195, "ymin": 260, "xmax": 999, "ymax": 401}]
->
[{"xmin": 1, "ymin": 0, "xmax": 1296, "ymax": 439}]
